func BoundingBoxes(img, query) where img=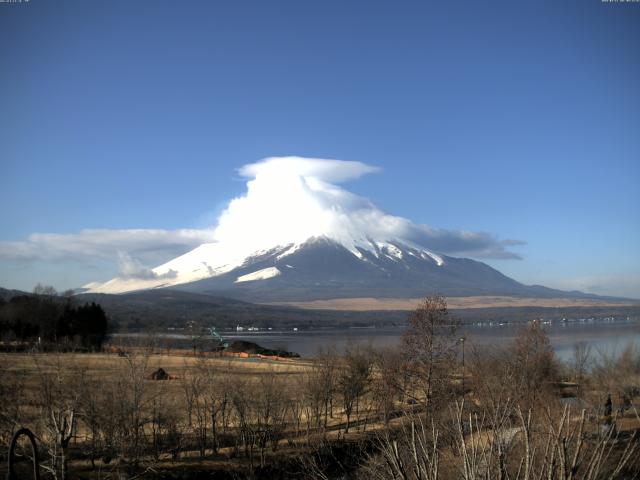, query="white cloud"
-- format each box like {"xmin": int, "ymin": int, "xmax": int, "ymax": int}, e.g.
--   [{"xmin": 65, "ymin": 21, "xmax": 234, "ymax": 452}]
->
[
  {"xmin": 214, "ymin": 156, "xmax": 523, "ymax": 259},
  {"xmin": 117, "ymin": 251, "xmax": 177, "ymax": 280},
  {"xmin": 0, "ymin": 228, "xmax": 215, "ymax": 264},
  {"xmin": 238, "ymin": 156, "xmax": 380, "ymax": 183}
]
